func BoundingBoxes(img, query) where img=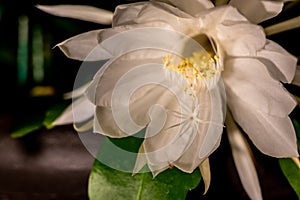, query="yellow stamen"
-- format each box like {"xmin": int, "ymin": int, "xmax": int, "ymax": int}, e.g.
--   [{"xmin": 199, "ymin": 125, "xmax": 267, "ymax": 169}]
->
[{"xmin": 163, "ymin": 52, "xmax": 218, "ymax": 95}]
